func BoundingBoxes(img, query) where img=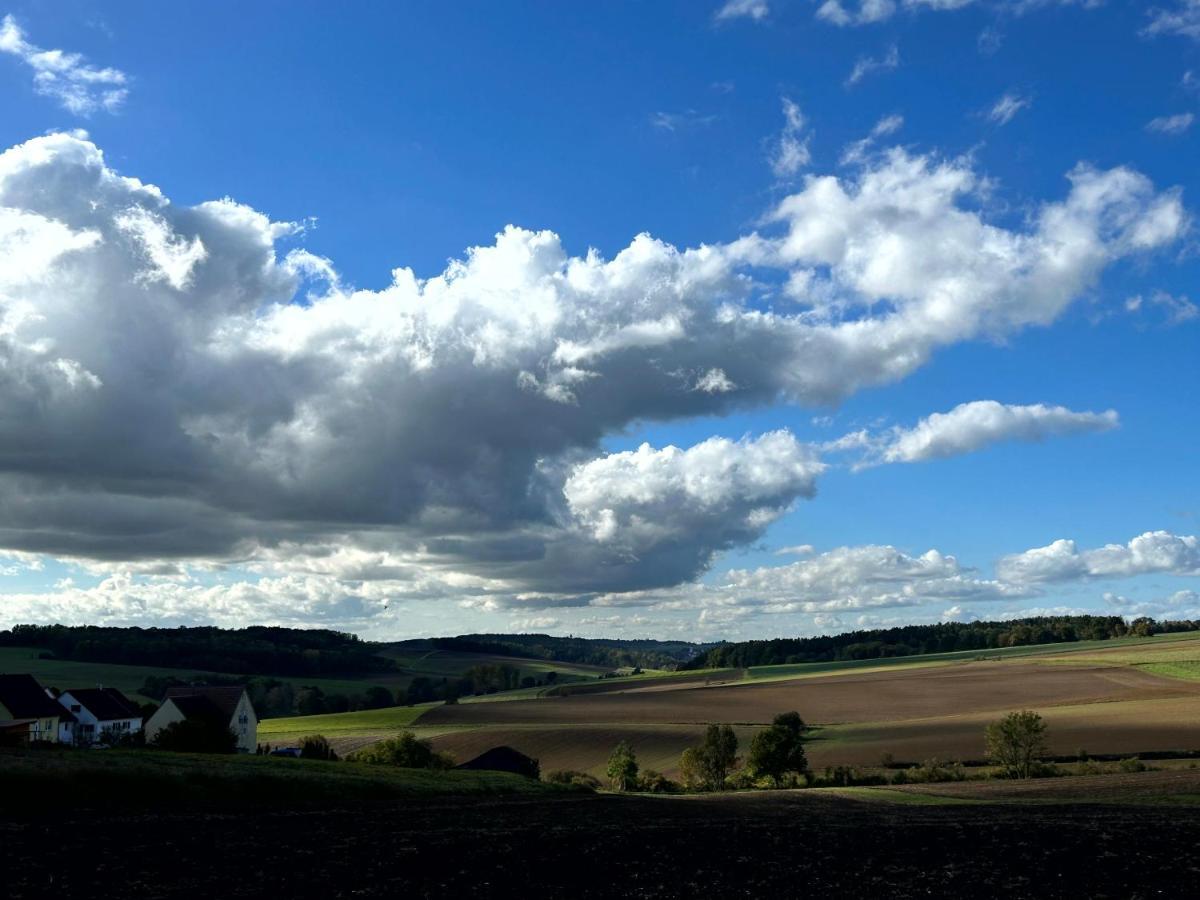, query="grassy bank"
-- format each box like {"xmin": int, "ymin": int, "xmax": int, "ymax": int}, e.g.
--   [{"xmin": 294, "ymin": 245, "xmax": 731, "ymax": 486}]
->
[{"xmin": 0, "ymin": 747, "xmax": 570, "ymax": 815}]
